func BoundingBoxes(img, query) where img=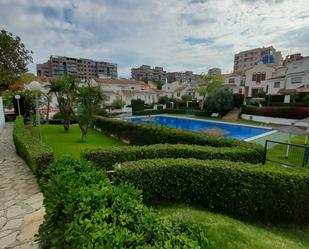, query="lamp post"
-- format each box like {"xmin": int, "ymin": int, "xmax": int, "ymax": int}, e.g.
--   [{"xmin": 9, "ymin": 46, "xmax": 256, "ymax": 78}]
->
[
  {"xmin": 15, "ymin": 95, "xmax": 21, "ymax": 116},
  {"xmin": 29, "ymin": 81, "xmax": 42, "ymax": 143}
]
